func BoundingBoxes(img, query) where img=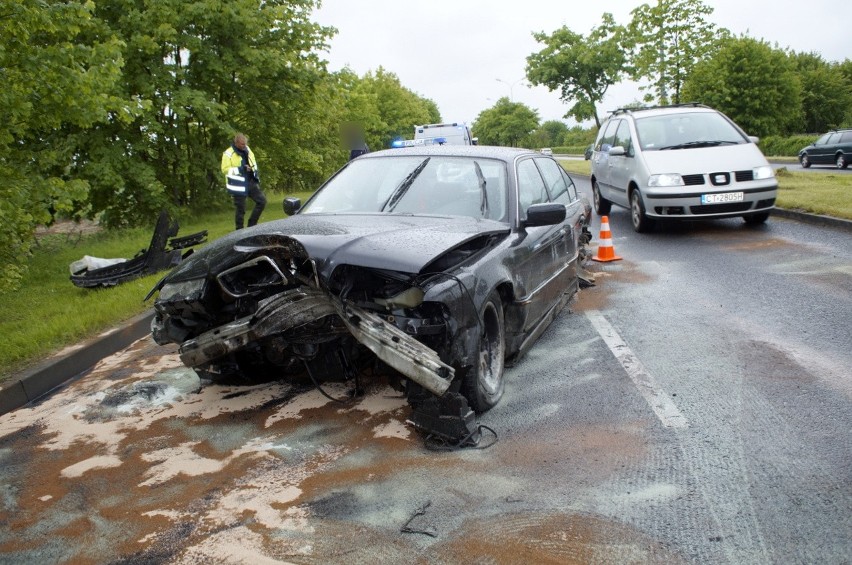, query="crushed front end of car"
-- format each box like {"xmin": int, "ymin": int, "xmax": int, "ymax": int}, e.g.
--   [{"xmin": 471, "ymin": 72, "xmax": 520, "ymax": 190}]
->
[{"xmin": 150, "ymin": 230, "xmax": 494, "ymax": 445}]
